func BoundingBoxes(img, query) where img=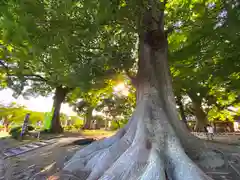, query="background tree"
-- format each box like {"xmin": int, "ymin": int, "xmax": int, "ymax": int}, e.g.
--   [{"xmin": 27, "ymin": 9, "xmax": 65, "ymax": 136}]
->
[
  {"xmin": 74, "ymin": 99, "xmax": 94, "ymax": 130},
  {"xmin": 0, "ymin": 0, "xmax": 135, "ymax": 133},
  {"xmin": 95, "ymin": 83, "xmax": 135, "ymax": 129},
  {"xmin": 68, "ymin": 77, "xmax": 134, "ymax": 129},
  {"xmin": 0, "ymin": 102, "xmax": 45, "ymax": 130},
  {"xmin": 169, "ymin": 0, "xmax": 240, "ymax": 131}
]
